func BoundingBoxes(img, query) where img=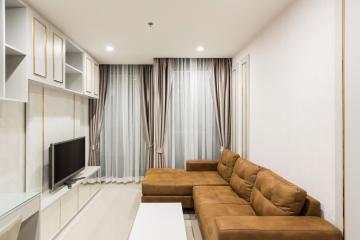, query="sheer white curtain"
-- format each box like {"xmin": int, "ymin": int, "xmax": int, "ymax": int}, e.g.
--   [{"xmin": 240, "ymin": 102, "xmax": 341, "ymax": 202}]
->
[
  {"xmin": 165, "ymin": 59, "xmax": 220, "ymax": 168},
  {"xmin": 100, "ymin": 65, "xmax": 145, "ymax": 182}
]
